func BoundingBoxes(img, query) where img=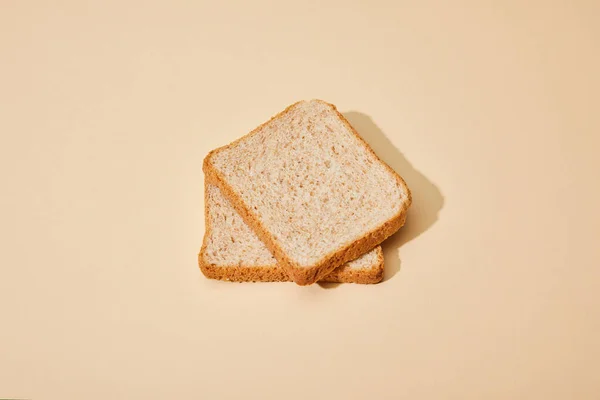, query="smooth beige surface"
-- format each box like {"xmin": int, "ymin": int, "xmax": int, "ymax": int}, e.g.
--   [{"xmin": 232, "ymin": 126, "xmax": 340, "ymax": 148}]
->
[{"xmin": 1, "ymin": 1, "xmax": 599, "ymax": 398}]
